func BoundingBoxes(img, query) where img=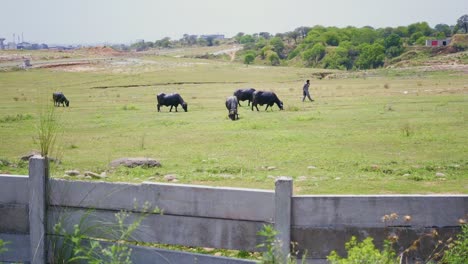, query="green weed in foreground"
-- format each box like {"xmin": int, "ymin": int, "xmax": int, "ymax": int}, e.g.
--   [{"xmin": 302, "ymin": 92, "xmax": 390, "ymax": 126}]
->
[
  {"xmin": 51, "ymin": 202, "xmax": 161, "ymax": 263},
  {"xmin": 257, "ymin": 225, "xmax": 306, "ymax": 264},
  {"xmin": 441, "ymin": 224, "xmax": 468, "ymax": 264},
  {"xmin": 0, "ymin": 239, "xmax": 9, "ymax": 254},
  {"xmin": 327, "ymin": 237, "xmax": 396, "ymax": 264}
]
